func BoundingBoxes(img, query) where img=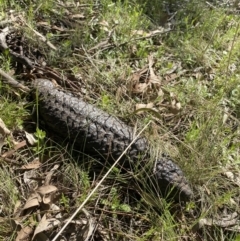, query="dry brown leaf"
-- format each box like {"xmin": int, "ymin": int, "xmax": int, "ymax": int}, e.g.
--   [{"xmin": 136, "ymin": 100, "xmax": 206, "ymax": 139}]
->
[
  {"xmin": 131, "ymin": 73, "xmax": 141, "ymax": 83},
  {"xmin": 0, "ymin": 118, "xmax": 11, "ymax": 135},
  {"xmin": 175, "ymin": 102, "xmax": 181, "ymax": 110},
  {"xmin": 198, "ymin": 212, "xmax": 238, "ymax": 229},
  {"xmin": 99, "ymin": 20, "xmax": 109, "ymax": 27},
  {"xmin": 32, "ymin": 214, "xmax": 60, "ymax": 240},
  {"xmin": 13, "ymin": 200, "xmax": 22, "ymax": 215},
  {"xmin": 42, "ymin": 196, "xmax": 52, "ymax": 205},
  {"xmin": 37, "ymin": 21, "xmax": 50, "ymax": 27},
  {"xmin": 131, "ymin": 44, "xmax": 137, "ymax": 55},
  {"xmin": 131, "ymin": 29, "xmax": 146, "ymax": 36},
  {"xmin": 70, "ymin": 14, "xmax": 85, "ymax": 19},
  {"xmin": 25, "ymin": 132, "xmax": 37, "ymax": 146},
  {"xmin": 136, "ymin": 103, "xmax": 154, "ymax": 109},
  {"xmin": 158, "ymin": 101, "xmax": 181, "ymax": 115},
  {"xmin": 2, "ymin": 140, "xmax": 27, "ymax": 158},
  {"xmin": 44, "ymin": 164, "xmax": 60, "ymax": 186},
  {"xmin": 165, "ymin": 73, "xmax": 178, "ymax": 82},
  {"xmin": 15, "ymin": 140, "xmax": 27, "ymax": 150},
  {"xmin": 195, "ymin": 72, "xmax": 203, "ymax": 80},
  {"xmin": 16, "ymin": 225, "xmax": 33, "ymax": 241},
  {"xmin": 128, "ymin": 66, "xmax": 149, "ymax": 93},
  {"xmin": 235, "ymin": 175, "xmax": 240, "ymax": 187},
  {"xmin": 223, "ymin": 112, "xmax": 228, "ymax": 124},
  {"xmin": 23, "ymin": 193, "xmax": 40, "ymax": 210},
  {"xmin": 23, "ymin": 169, "xmax": 38, "ymax": 186},
  {"xmin": 167, "ymin": 99, "xmax": 181, "ymax": 114},
  {"xmin": 20, "ymin": 158, "xmax": 41, "ymax": 170},
  {"xmin": 130, "ymin": 66, "xmax": 148, "ymax": 82},
  {"xmin": 223, "ymin": 170, "xmax": 240, "ymax": 187},
  {"xmin": 224, "ymin": 171, "xmax": 234, "ymax": 181},
  {"xmin": 172, "ymin": 101, "xmax": 181, "ymax": 111},
  {"xmin": 51, "ymin": 204, "xmax": 62, "ymax": 219},
  {"xmin": 99, "ymin": 20, "xmax": 110, "ymax": 33},
  {"xmin": 135, "ymin": 103, "xmax": 154, "ymax": 114},
  {"xmin": 149, "ymin": 74, "xmax": 161, "ymax": 85},
  {"xmin": 157, "ymin": 88, "xmax": 164, "ymax": 98},
  {"xmin": 37, "ymin": 185, "xmax": 58, "ymax": 196},
  {"xmin": 133, "ymin": 83, "xmax": 148, "ymax": 93},
  {"xmin": 148, "ymin": 55, "xmax": 162, "ymax": 84}
]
